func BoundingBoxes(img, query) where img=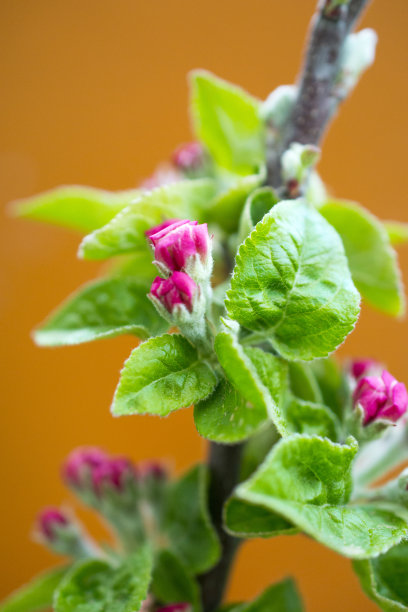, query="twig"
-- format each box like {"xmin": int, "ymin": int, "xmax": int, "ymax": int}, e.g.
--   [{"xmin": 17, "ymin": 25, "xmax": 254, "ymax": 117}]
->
[
  {"xmin": 267, "ymin": 0, "xmax": 372, "ymax": 187},
  {"xmin": 199, "ymin": 442, "xmax": 243, "ymax": 612}
]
